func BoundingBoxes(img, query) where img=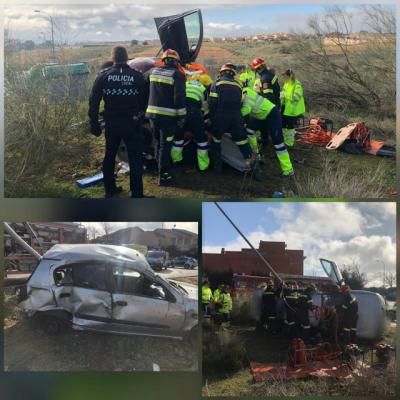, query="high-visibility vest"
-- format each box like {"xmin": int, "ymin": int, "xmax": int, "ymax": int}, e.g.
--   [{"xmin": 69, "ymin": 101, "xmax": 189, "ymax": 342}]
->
[
  {"xmin": 241, "ymin": 87, "xmax": 276, "ymax": 120},
  {"xmin": 281, "ymin": 79, "xmax": 305, "ymax": 117},
  {"xmin": 212, "ymin": 288, "xmax": 221, "ymax": 303},
  {"xmin": 220, "ymin": 292, "xmax": 233, "ymax": 314},
  {"xmin": 239, "ymin": 70, "xmax": 256, "ymax": 89},
  {"xmin": 202, "ymin": 287, "xmax": 212, "ymax": 303},
  {"xmin": 186, "ymin": 80, "xmax": 207, "ymax": 104}
]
